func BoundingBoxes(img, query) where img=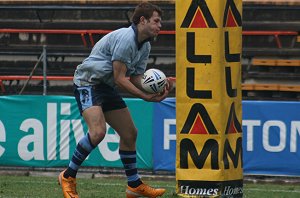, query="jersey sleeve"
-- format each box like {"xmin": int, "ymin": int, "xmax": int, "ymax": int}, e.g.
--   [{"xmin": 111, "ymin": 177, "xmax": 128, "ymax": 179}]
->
[
  {"xmin": 111, "ymin": 37, "xmax": 133, "ymax": 67},
  {"xmin": 133, "ymin": 43, "xmax": 151, "ymax": 75}
]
